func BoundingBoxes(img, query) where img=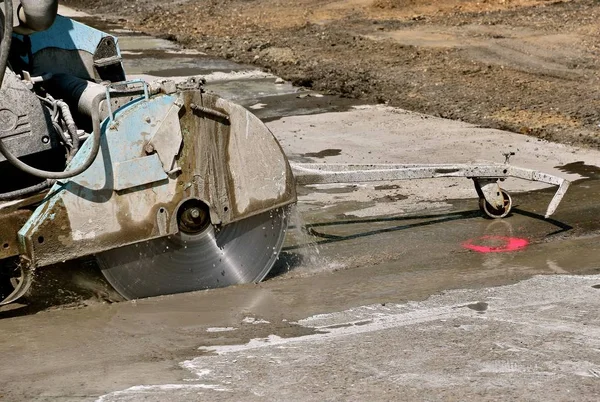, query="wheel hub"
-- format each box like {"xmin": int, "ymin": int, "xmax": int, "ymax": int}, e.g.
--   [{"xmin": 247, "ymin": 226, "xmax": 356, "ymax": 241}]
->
[{"xmin": 177, "ymin": 200, "xmax": 211, "ymax": 234}]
